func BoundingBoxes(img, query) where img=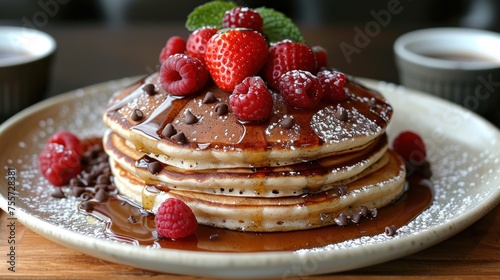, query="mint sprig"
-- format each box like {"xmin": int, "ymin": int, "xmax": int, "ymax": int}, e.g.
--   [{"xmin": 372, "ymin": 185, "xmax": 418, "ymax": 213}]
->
[
  {"xmin": 185, "ymin": 0, "xmax": 237, "ymax": 31},
  {"xmin": 256, "ymin": 7, "xmax": 305, "ymax": 43},
  {"xmin": 185, "ymin": 1, "xmax": 305, "ymax": 43}
]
